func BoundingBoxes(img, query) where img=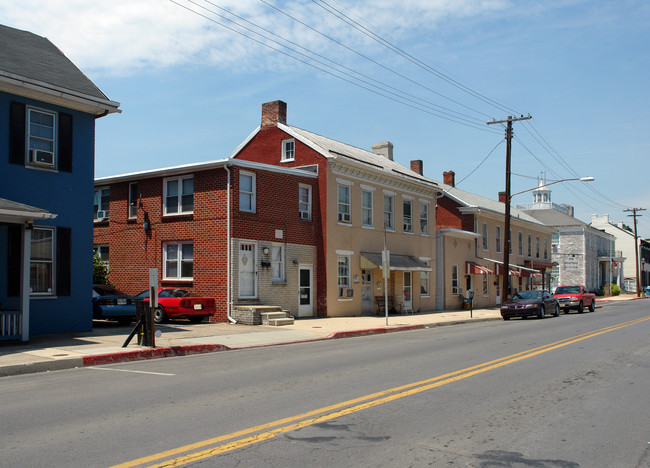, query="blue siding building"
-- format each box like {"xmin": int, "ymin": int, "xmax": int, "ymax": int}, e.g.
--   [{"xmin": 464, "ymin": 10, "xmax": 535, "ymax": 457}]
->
[{"xmin": 0, "ymin": 24, "xmax": 120, "ymax": 340}]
